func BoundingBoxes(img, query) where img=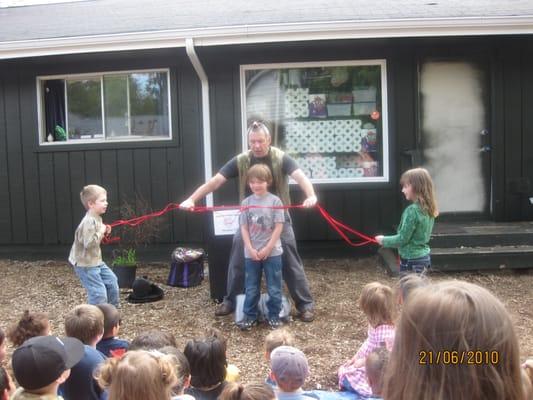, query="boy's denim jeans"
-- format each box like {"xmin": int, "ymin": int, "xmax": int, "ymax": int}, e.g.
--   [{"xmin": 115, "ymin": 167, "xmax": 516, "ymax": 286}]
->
[
  {"xmin": 74, "ymin": 263, "xmax": 119, "ymax": 307},
  {"xmin": 399, "ymin": 254, "xmax": 431, "ymax": 274},
  {"xmin": 243, "ymin": 255, "xmax": 282, "ymax": 320}
]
